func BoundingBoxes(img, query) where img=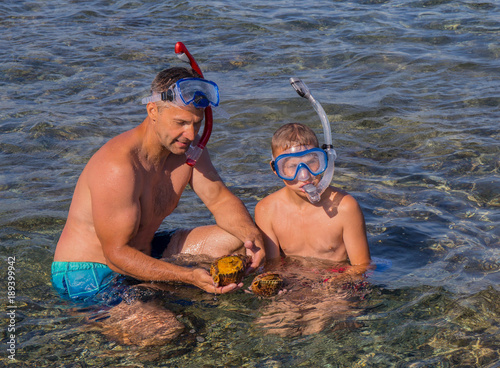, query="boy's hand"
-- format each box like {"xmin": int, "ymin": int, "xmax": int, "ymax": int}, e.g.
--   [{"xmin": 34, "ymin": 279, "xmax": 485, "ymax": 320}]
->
[{"xmin": 243, "ymin": 240, "xmax": 265, "ymax": 275}]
